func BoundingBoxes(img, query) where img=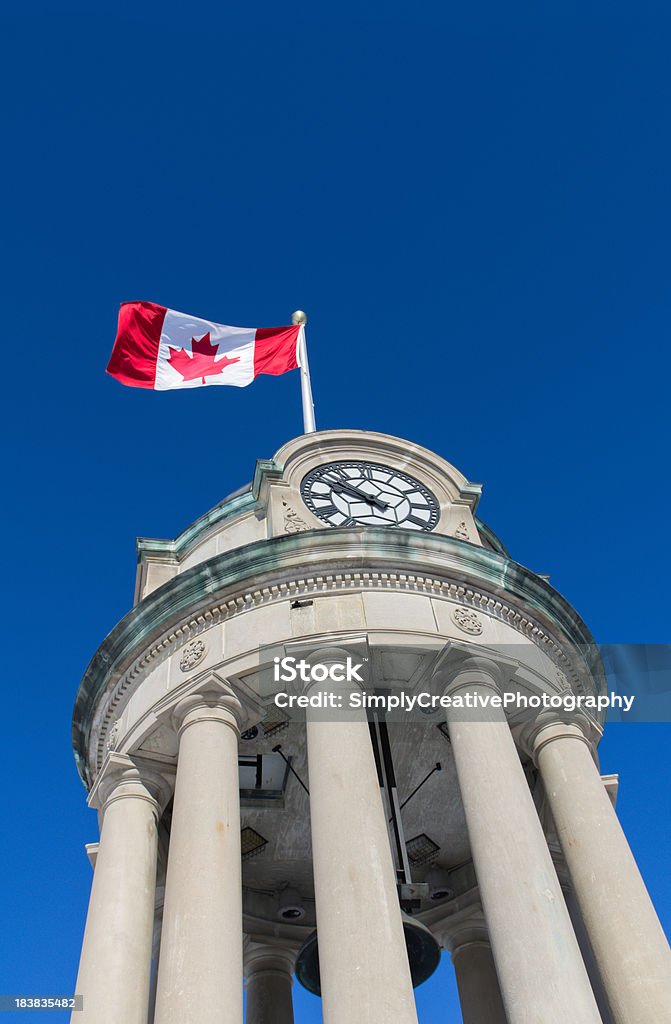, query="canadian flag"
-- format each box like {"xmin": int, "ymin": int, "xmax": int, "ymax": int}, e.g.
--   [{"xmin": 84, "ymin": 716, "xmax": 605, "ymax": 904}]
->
[{"xmin": 106, "ymin": 301, "xmax": 301, "ymax": 390}]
